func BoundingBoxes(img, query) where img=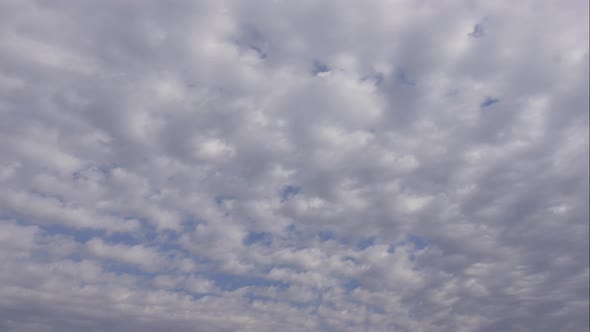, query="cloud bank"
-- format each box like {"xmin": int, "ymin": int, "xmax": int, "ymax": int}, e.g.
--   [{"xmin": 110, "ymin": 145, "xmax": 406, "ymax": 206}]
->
[{"xmin": 0, "ymin": 0, "xmax": 588, "ymax": 331}]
